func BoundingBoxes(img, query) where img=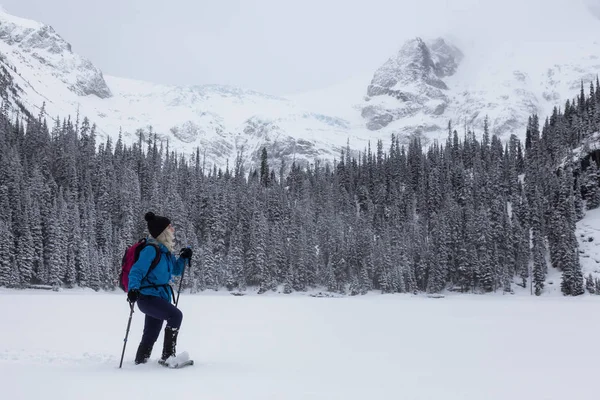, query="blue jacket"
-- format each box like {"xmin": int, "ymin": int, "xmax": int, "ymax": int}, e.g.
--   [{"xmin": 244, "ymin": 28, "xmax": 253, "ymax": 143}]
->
[{"xmin": 128, "ymin": 238, "xmax": 187, "ymax": 302}]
